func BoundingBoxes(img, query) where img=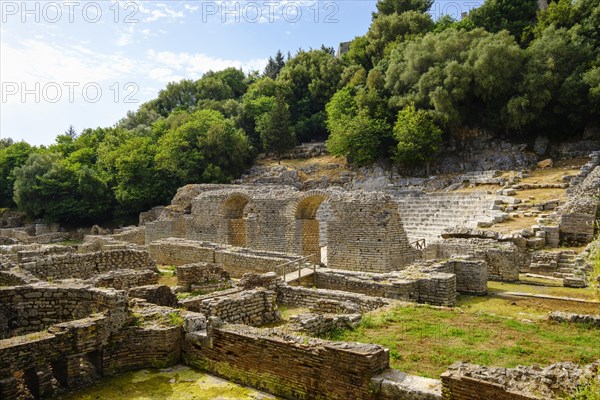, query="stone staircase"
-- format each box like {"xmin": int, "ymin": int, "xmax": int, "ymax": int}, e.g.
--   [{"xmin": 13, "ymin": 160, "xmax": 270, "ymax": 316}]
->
[
  {"xmin": 395, "ymin": 192, "xmax": 507, "ymax": 243},
  {"xmin": 529, "ymin": 250, "xmax": 593, "ymax": 287}
]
